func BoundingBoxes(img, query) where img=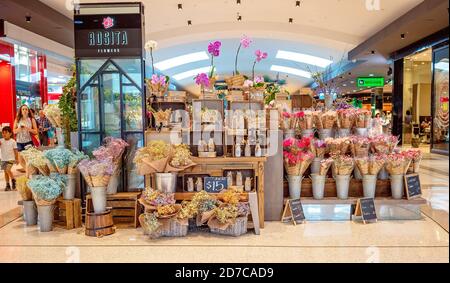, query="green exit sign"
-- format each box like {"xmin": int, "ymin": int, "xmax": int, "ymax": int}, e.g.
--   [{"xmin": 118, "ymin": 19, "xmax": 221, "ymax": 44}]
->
[{"xmin": 357, "ymin": 77, "xmax": 385, "ymax": 88}]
